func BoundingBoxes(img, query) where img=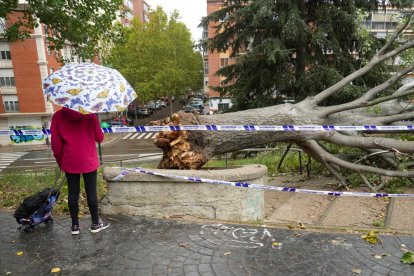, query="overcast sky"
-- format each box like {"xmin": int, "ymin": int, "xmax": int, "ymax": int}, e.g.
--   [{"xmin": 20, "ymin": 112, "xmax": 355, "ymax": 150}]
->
[{"xmin": 144, "ymin": 0, "xmax": 207, "ymax": 42}]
